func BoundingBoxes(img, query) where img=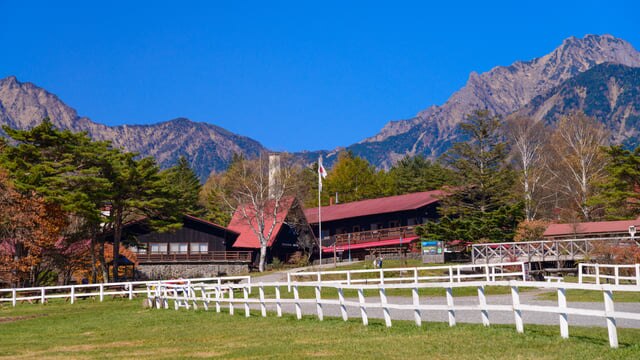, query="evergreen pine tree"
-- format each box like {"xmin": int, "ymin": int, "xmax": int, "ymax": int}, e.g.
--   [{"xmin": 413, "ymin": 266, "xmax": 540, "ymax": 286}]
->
[{"xmin": 420, "ymin": 110, "xmax": 522, "ymax": 242}]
